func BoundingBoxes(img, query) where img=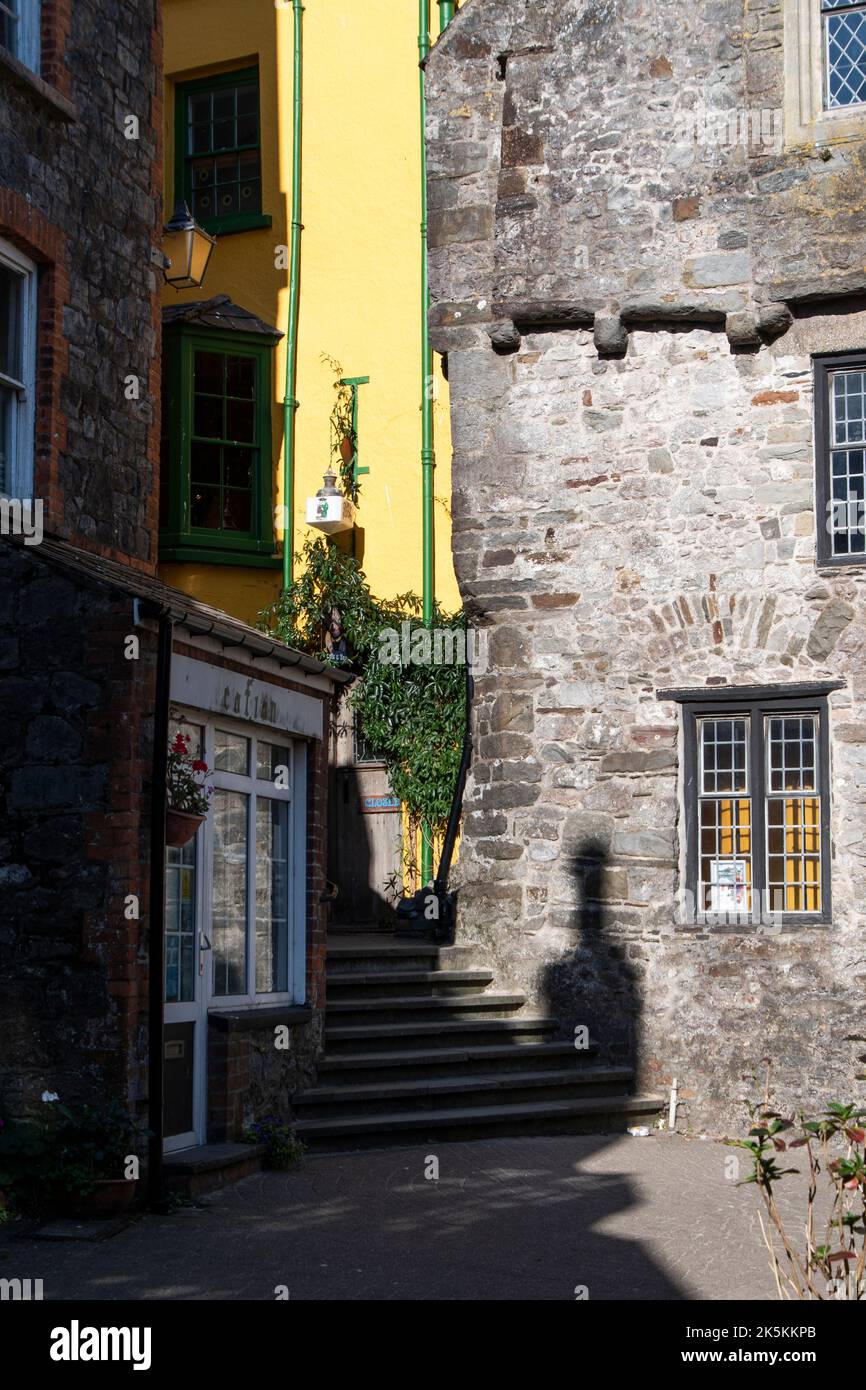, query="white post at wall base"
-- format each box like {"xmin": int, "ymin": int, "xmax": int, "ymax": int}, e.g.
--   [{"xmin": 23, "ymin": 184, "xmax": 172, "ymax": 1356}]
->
[{"xmin": 669, "ymin": 1078, "xmax": 678, "ymax": 1132}]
